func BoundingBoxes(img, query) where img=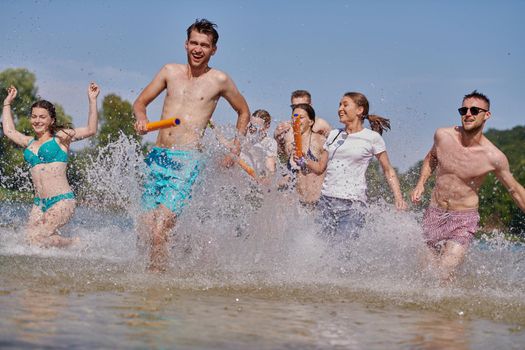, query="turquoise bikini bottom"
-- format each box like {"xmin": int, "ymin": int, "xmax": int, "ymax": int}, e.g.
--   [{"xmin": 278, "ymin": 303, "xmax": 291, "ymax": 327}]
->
[{"xmin": 34, "ymin": 192, "xmax": 75, "ymax": 212}]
